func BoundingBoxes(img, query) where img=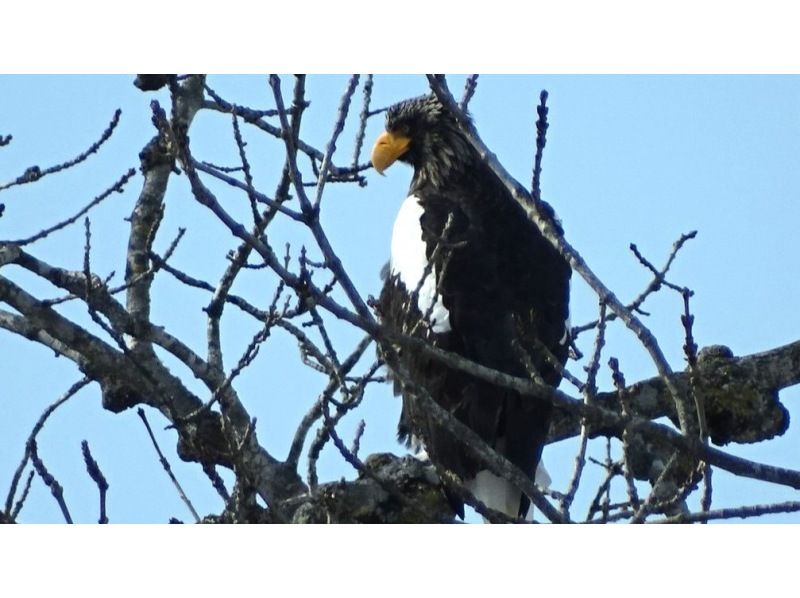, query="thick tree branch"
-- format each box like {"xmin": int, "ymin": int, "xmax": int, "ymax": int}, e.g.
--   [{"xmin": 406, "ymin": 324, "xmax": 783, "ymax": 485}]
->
[
  {"xmin": 551, "ymin": 343, "xmax": 793, "ymax": 446},
  {"xmin": 0, "ymin": 257, "xmax": 305, "ymax": 519}
]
